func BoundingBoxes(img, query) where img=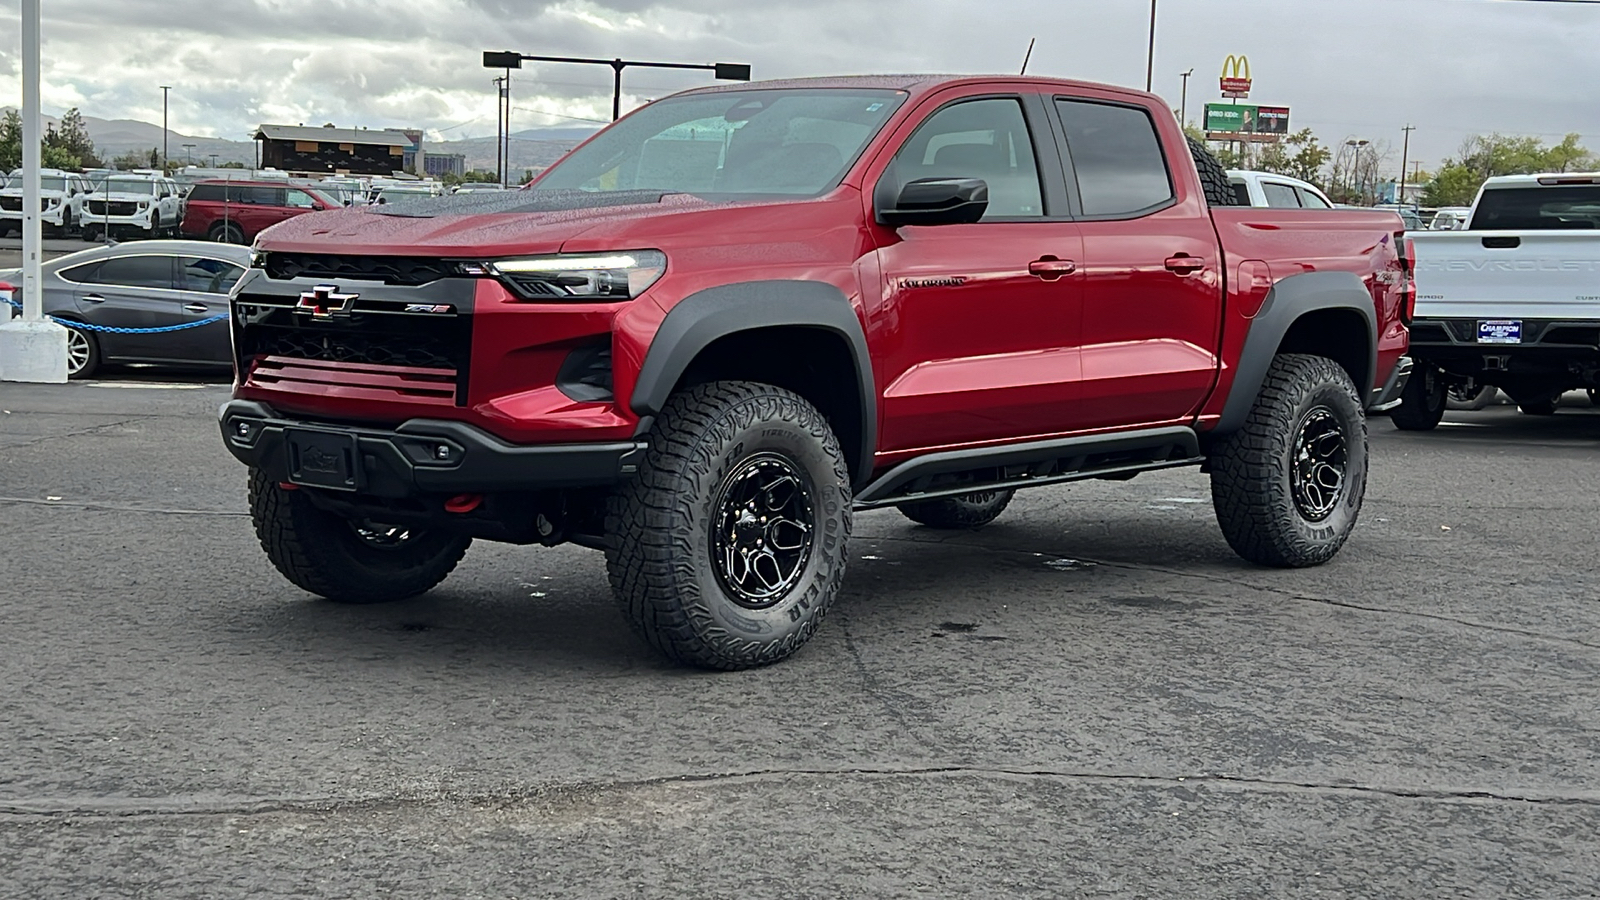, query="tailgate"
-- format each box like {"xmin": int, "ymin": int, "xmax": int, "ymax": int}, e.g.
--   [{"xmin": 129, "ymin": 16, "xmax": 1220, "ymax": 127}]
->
[{"xmin": 1412, "ymin": 231, "xmax": 1600, "ymax": 320}]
